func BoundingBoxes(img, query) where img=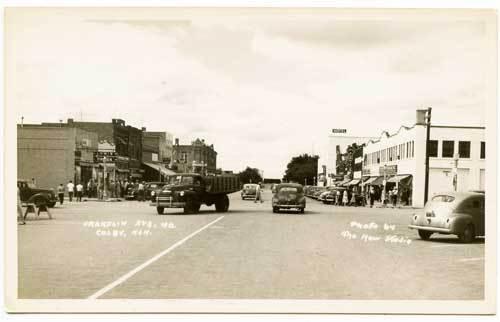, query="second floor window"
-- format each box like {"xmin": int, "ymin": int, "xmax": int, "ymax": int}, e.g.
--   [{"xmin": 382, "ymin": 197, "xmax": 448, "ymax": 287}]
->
[
  {"xmin": 458, "ymin": 141, "xmax": 471, "ymax": 158},
  {"xmin": 442, "ymin": 140, "xmax": 454, "ymax": 158},
  {"xmin": 428, "ymin": 140, "xmax": 438, "ymax": 157}
]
